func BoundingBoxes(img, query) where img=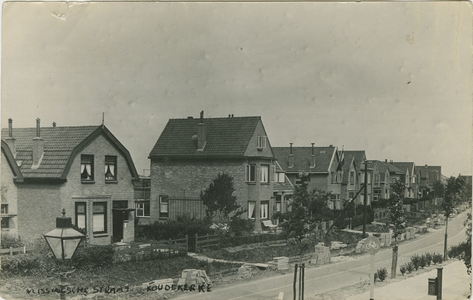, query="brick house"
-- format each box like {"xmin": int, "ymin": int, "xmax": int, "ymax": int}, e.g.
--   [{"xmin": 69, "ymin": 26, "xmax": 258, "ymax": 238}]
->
[
  {"xmin": 1, "ymin": 119, "xmax": 139, "ymax": 245},
  {"xmin": 390, "ymin": 162, "xmax": 417, "ymax": 199},
  {"xmin": 273, "ymin": 144, "xmax": 344, "ymax": 210},
  {"xmin": 343, "ymin": 150, "xmax": 374, "ymax": 206},
  {"xmin": 148, "ymin": 112, "xmax": 276, "ymax": 232},
  {"xmin": 371, "ymin": 160, "xmax": 391, "ymax": 201},
  {"xmin": 273, "ymin": 161, "xmax": 295, "ymax": 222},
  {"xmin": 134, "ymin": 176, "xmax": 151, "ymax": 225}
]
